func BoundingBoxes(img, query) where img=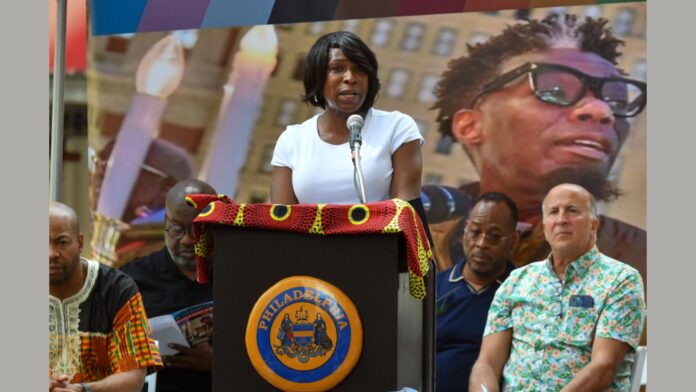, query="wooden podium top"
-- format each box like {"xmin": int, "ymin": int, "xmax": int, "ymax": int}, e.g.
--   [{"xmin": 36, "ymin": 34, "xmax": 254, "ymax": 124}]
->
[{"xmin": 186, "ymin": 194, "xmax": 433, "ymax": 299}]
